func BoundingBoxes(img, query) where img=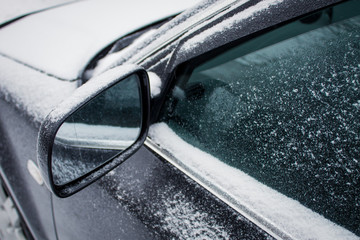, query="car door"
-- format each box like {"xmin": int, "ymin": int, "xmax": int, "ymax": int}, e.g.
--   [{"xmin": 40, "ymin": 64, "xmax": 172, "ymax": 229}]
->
[
  {"xmin": 149, "ymin": 0, "xmax": 360, "ymax": 239},
  {"xmin": 51, "ymin": 0, "xmax": 360, "ymax": 239},
  {"xmin": 49, "ymin": 3, "xmax": 278, "ymax": 240}
]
